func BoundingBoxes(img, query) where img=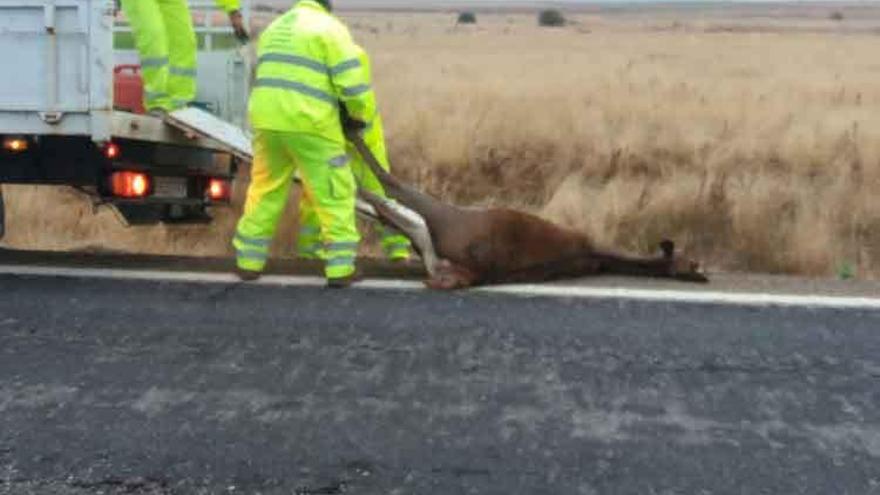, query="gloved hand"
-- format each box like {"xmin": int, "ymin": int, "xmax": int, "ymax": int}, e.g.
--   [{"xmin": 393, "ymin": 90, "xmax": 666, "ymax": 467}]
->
[
  {"xmin": 339, "ymin": 104, "xmax": 366, "ymax": 136},
  {"xmin": 229, "ymin": 10, "xmax": 250, "ymax": 43}
]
